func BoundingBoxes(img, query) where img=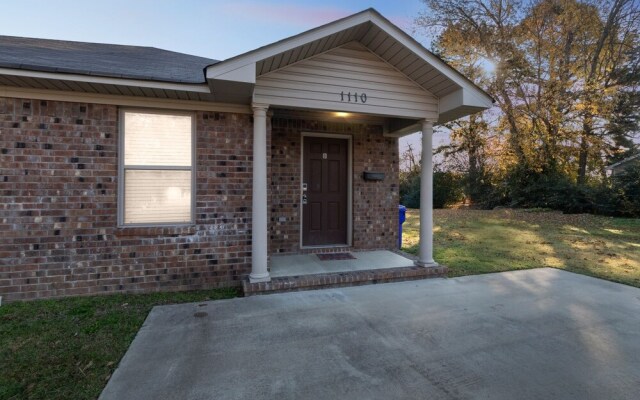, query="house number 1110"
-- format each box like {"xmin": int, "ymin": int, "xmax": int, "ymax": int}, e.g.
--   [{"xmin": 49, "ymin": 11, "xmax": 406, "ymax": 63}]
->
[{"xmin": 340, "ymin": 91, "xmax": 367, "ymax": 103}]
